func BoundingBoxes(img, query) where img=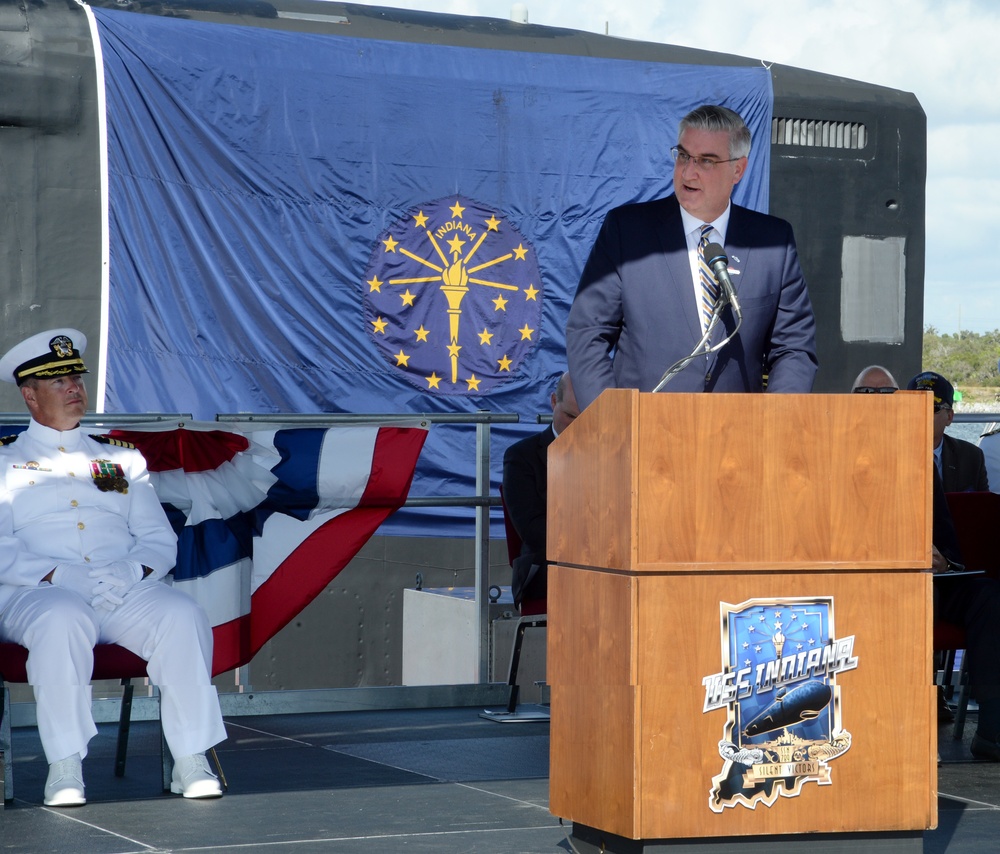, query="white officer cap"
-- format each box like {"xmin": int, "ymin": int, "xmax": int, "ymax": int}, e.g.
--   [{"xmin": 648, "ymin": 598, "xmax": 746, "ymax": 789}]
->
[{"xmin": 0, "ymin": 328, "xmax": 89, "ymax": 386}]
